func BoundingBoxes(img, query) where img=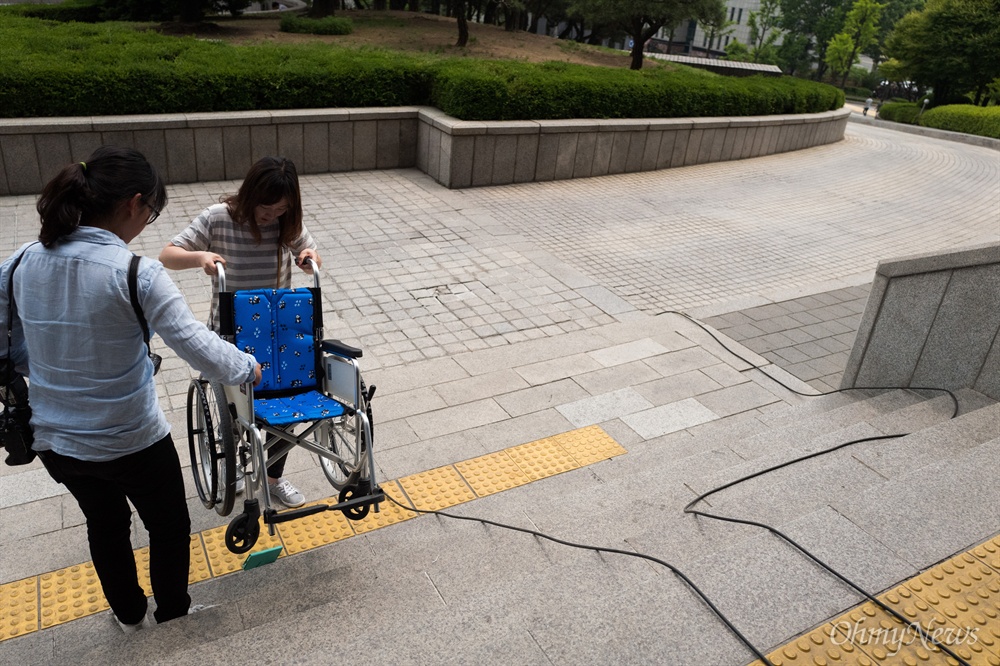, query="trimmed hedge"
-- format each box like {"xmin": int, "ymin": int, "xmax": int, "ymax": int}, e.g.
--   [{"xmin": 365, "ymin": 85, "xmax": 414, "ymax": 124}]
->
[
  {"xmin": 920, "ymin": 105, "xmax": 1000, "ymax": 140},
  {"xmin": 0, "ymin": 15, "xmax": 843, "ymax": 120},
  {"xmin": 0, "ymin": 0, "xmax": 102, "ymax": 22},
  {"xmin": 877, "ymin": 101, "xmax": 921, "ymax": 124},
  {"xmin": 280, "ymin": 14, "xmax": 353, "ymax": 36}
]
